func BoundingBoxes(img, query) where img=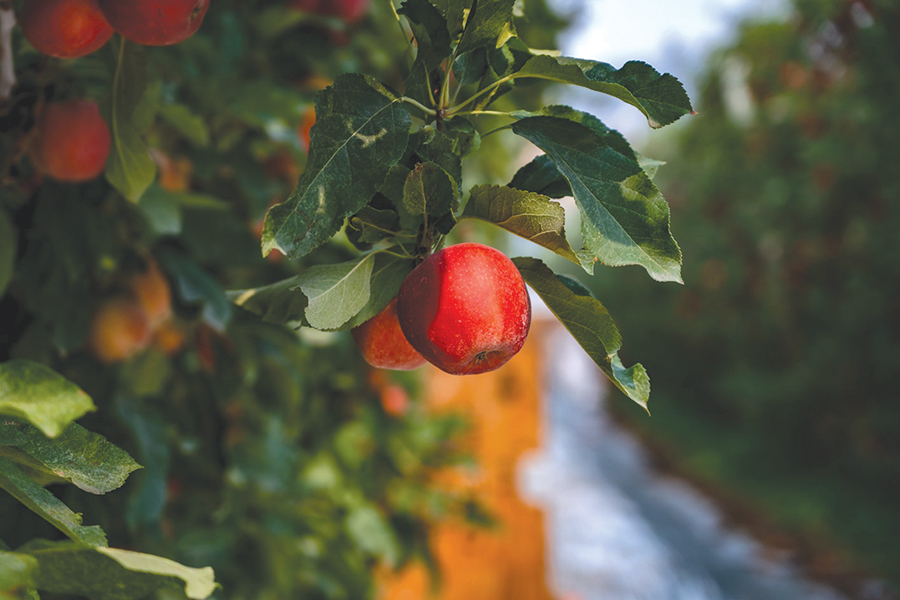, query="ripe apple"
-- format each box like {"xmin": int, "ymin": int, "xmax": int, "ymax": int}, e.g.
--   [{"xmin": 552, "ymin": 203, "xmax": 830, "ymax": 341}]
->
[
  {"xmin": 89, "ymin": 296, "xmax": 152, "ymax": 363},
  {"xmin": 97, "ymin": 0, "xmax": 210, "ymax": 46},
  {"xmin": 19, "ymin": 0, "xmax": 114, "ymax": 58},
  {"xmin": 289, "ymin": 0, "xmax": 369, "ymax": 23},
  {"xmin": 397, "ymin": 243, "xmax": 531, "ymax": 375},
  {"xmin": 351, "ymin": 298, "xmax": 426, "ymax": 371},
  {"xmin": 30, "ymin": 100, "xmax": 110, "ymax": 182},
  {"xmin": 129, "ymin": 256, "xmax": 172, "ymax": 328}
]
